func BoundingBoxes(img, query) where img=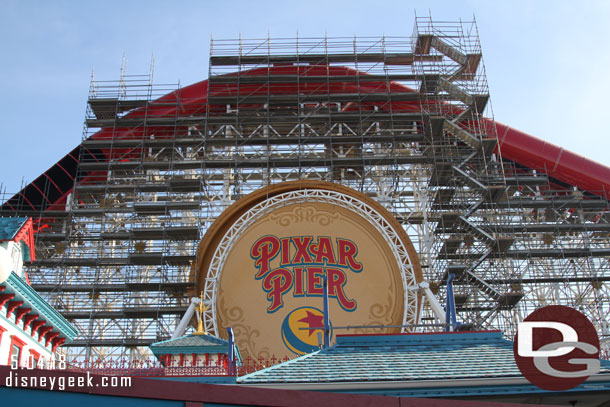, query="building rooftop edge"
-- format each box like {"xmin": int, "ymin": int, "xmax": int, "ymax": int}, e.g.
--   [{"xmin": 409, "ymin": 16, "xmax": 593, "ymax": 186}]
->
[
  {"xmin": 334, "ymin": 330, "xmax": 505, "ymax": 345},
  {"xmin": 5, "ymin": 272, "xmax": 79, "ymax": 340}
]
